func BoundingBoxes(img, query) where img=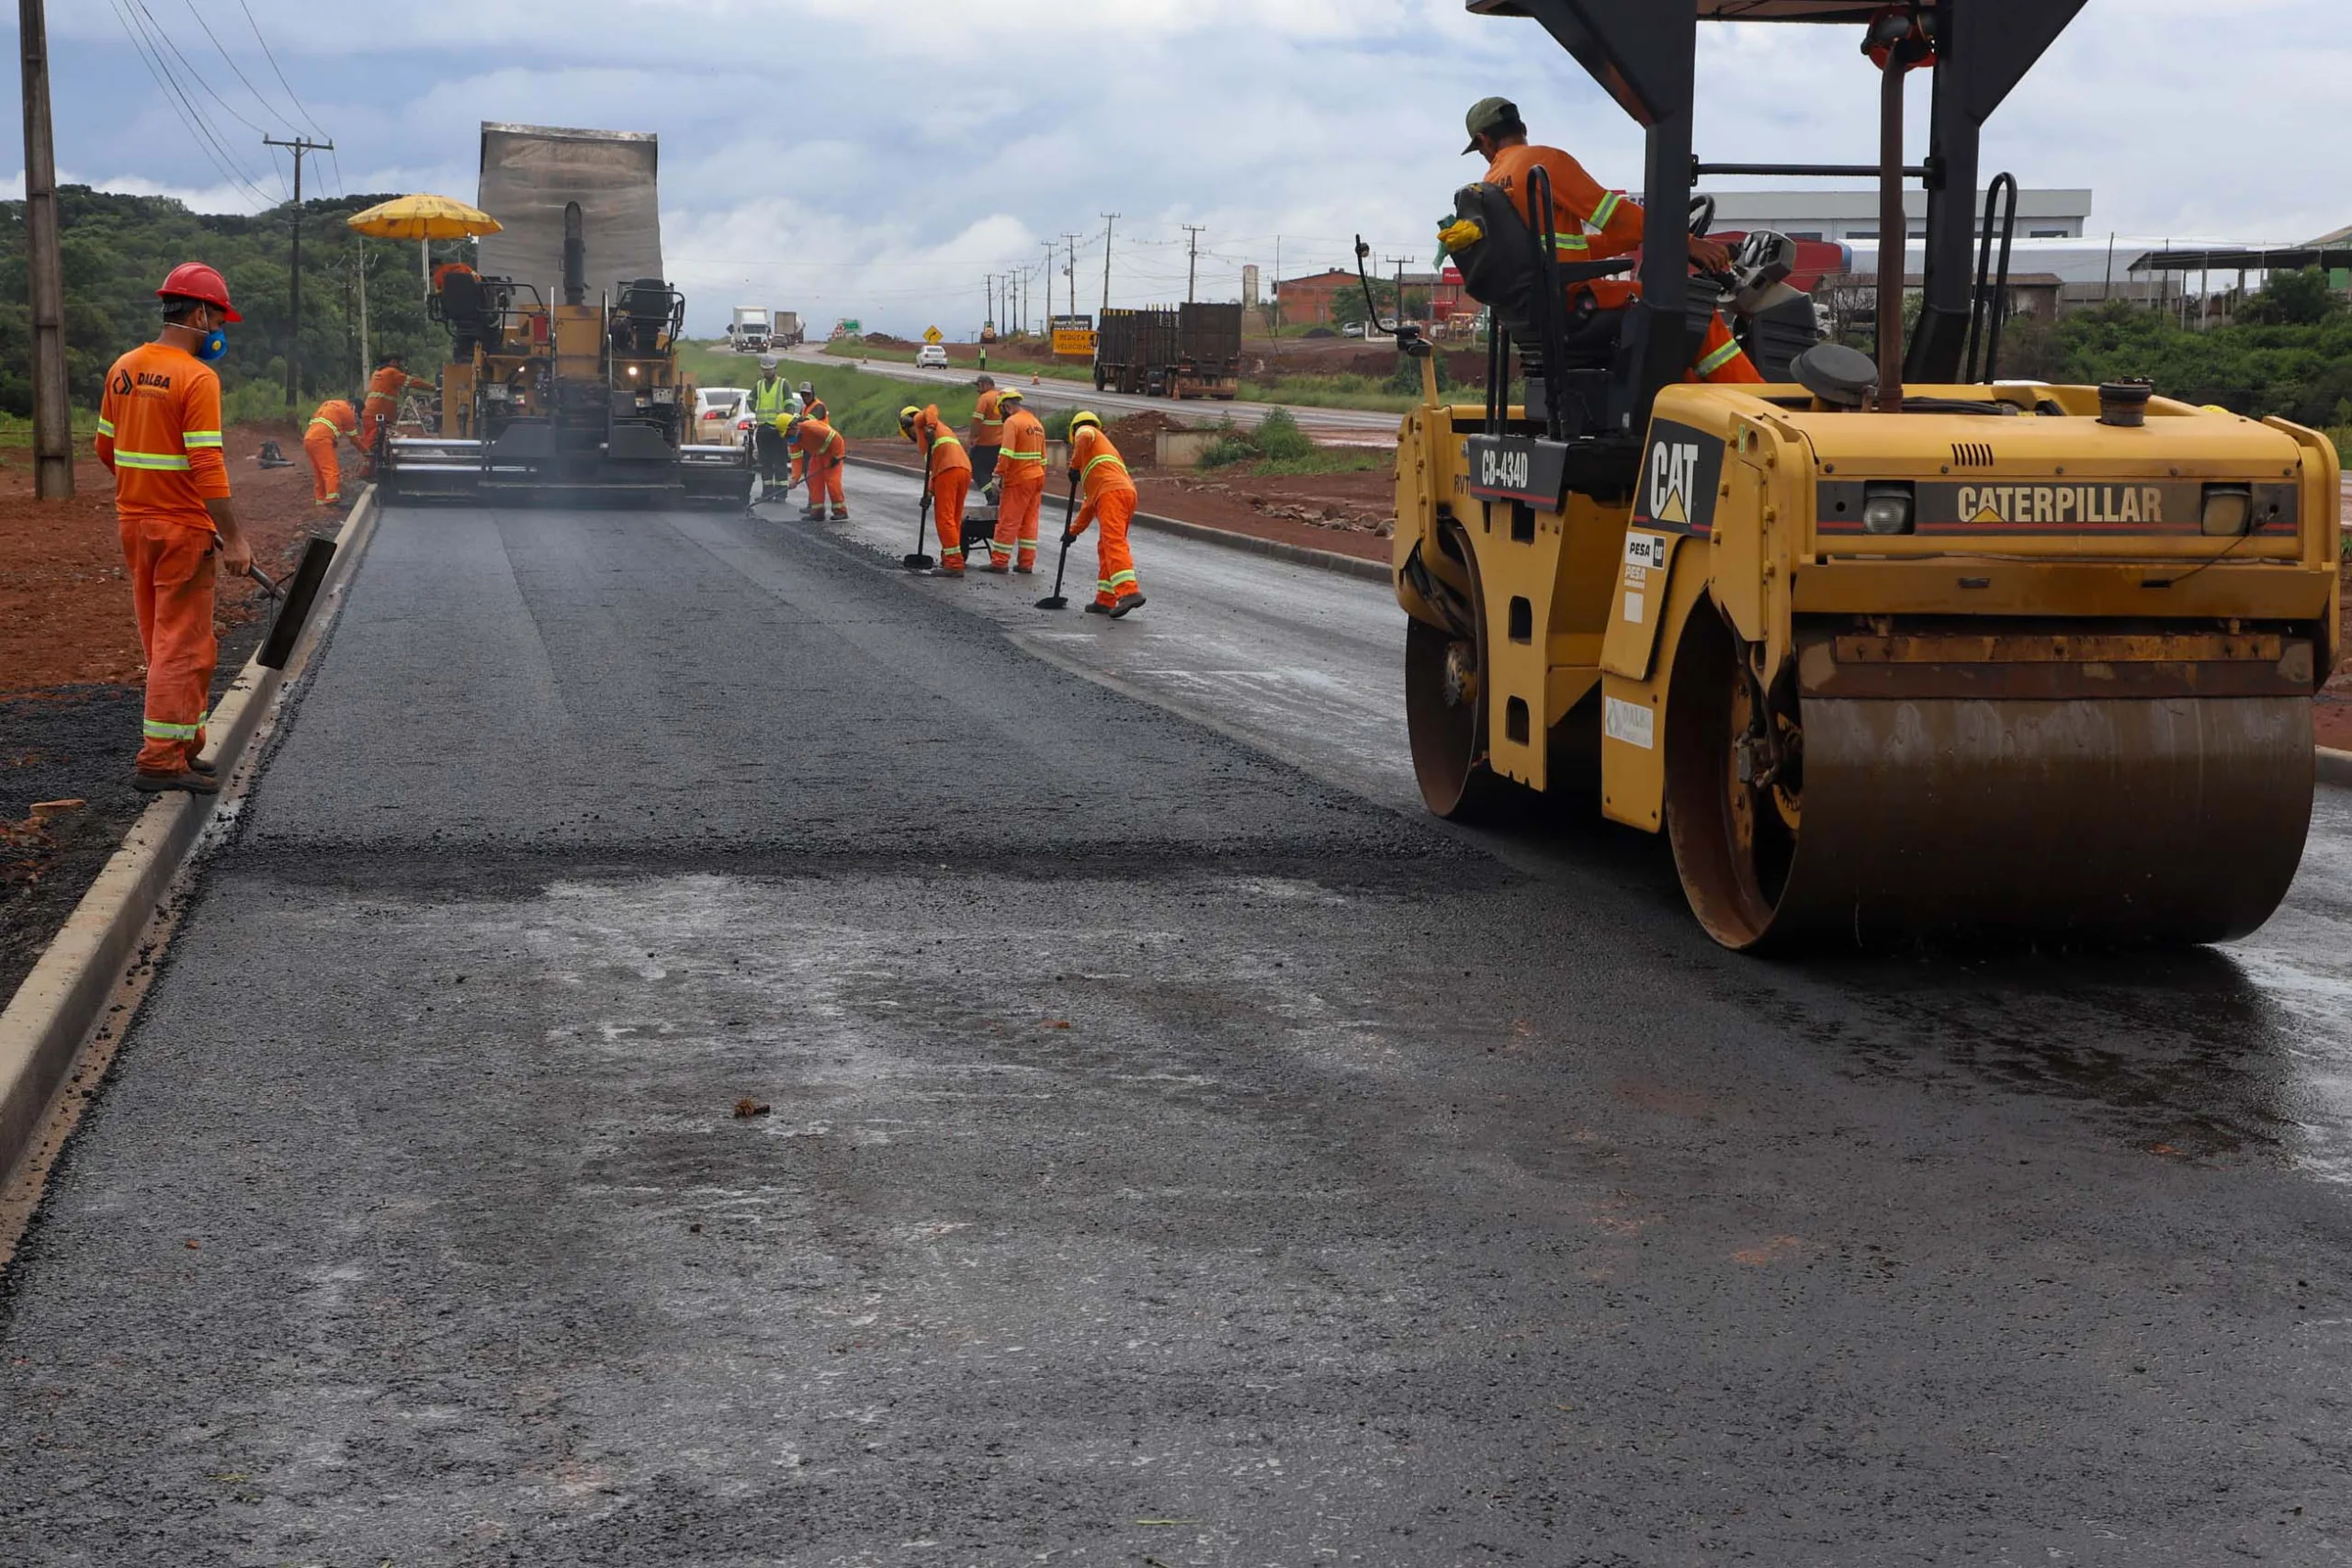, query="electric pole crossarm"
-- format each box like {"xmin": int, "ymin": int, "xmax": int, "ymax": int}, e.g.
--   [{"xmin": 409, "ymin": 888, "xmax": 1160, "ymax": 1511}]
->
[{"xmin": 265, "ymin": 134, "xmax": 334, "ymax": 410}]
